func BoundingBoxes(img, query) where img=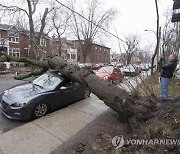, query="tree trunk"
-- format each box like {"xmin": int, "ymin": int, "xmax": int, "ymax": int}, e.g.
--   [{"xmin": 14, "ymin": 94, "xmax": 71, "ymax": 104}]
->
[
  {"xmin": 151, "ymin": 0, "xmax": 160, "ymax": 75},
  {"xmin": 0, "ymin": 53, "xmax": 157, "ymax": 128}
]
